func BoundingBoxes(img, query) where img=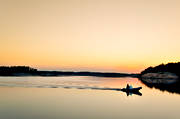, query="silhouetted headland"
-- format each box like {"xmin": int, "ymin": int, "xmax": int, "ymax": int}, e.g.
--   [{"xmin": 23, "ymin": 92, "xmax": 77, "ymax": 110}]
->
[
  {"xmin": 140, "ymin": 62, "xmax": 180, "ymax": 80},
  {"xmin": 0, "ymin": 66, "xmax": 138, "ymax": 78}
]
